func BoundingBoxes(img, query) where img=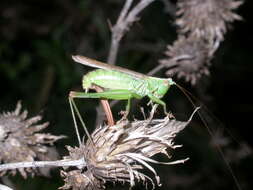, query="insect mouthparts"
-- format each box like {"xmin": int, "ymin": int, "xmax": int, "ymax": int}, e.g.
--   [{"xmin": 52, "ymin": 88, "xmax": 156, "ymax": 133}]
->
[{"xmin": 168, "ymin": 78, "xmax": 176, "ymax": 85}]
